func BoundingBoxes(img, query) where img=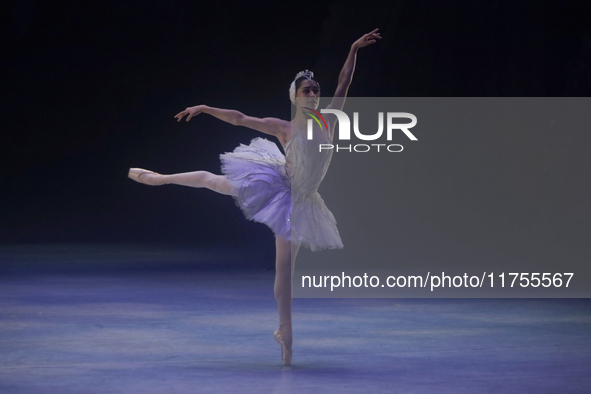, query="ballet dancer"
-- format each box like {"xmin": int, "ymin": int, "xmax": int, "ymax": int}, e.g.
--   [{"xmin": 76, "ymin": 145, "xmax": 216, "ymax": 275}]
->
[{"xmin": 128, "ymin": 28, "xmax": 381, "ymax": 366}]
